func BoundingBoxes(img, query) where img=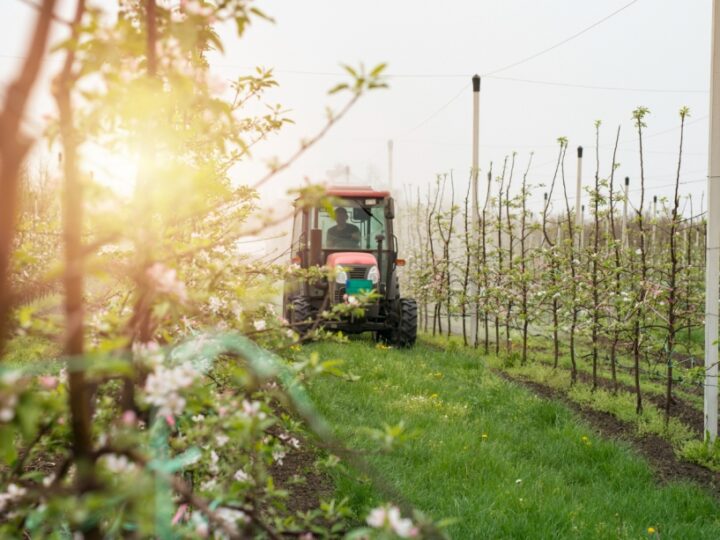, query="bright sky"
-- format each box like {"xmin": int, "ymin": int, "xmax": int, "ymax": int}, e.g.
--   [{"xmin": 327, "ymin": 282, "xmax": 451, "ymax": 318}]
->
[{"xmin": 0, "ymin": 0, "xmax": 714, "ymax": 216}]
